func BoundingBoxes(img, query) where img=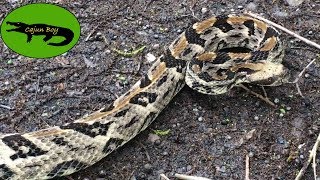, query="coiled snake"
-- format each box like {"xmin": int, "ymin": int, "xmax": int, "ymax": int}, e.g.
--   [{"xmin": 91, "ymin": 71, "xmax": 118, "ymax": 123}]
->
[{"xmin": 0, "ymin": 14, "xmax": 289, "ymax": 179}]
